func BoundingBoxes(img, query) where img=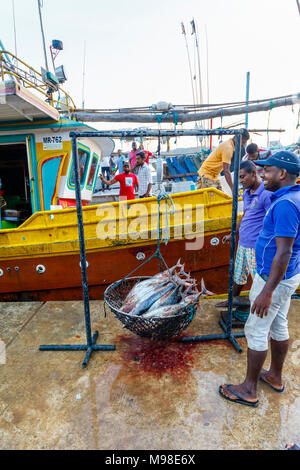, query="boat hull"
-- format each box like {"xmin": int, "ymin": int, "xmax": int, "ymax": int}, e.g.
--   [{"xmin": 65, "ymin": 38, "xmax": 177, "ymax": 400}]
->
[
  {"xmin": 0, "ymin": 229, "xmax": 239, "ymax": 301},
  {"xmin": 0, "ymin": 188, "xmax": 248, "ymax": 301}
]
